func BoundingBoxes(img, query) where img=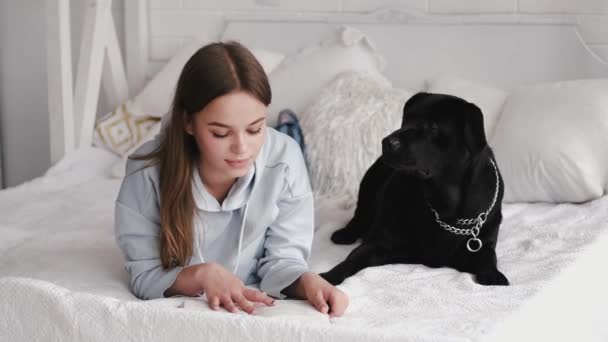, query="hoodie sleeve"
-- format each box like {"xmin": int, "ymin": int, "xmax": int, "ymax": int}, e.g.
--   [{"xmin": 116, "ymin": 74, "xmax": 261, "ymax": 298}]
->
[
  {"xmin": 114, "ymin": 163, "xmax": 184, "ymax": 300},
  {"xmin": 257, "ymin": 144, "xmax": 314, "ymax": 299}
]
